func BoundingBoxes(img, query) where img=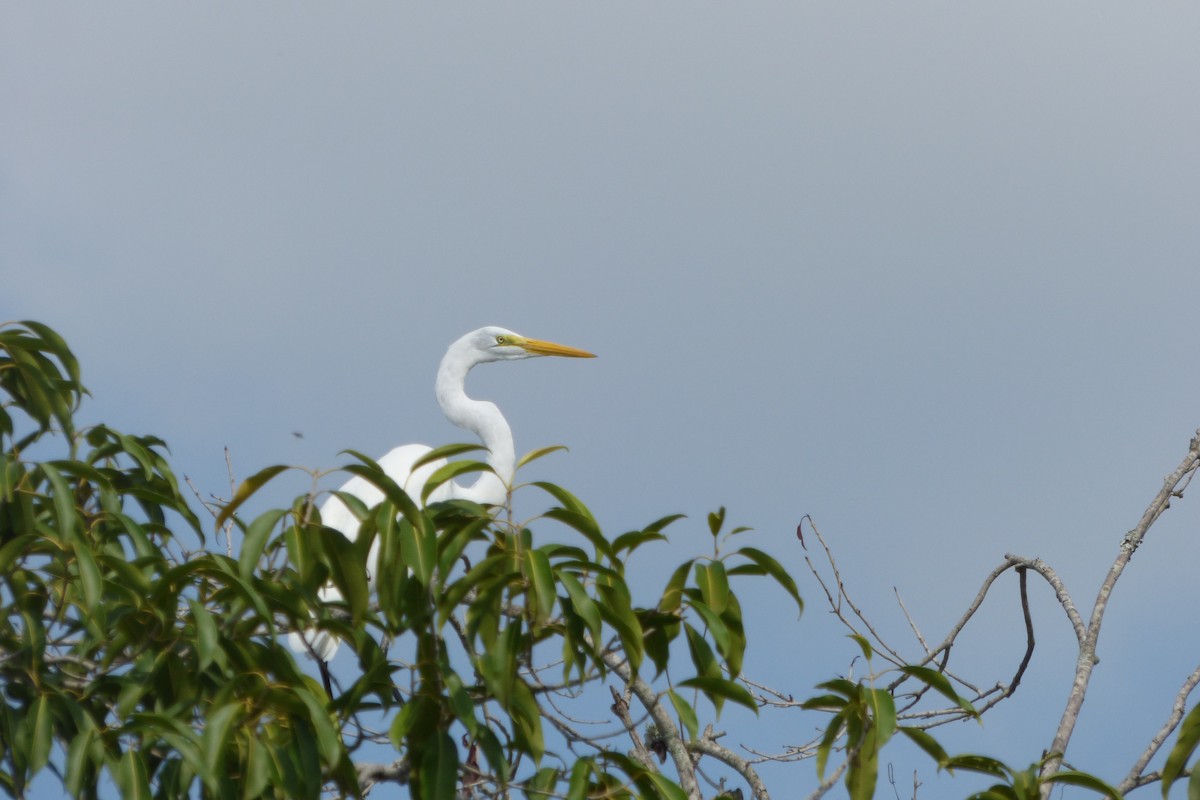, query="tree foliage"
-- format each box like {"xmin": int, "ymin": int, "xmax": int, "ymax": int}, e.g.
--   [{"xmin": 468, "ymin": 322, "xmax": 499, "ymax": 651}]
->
[{"xmin": 1, "ymin": 320, "xmax": 1195, "ymax": 799}]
